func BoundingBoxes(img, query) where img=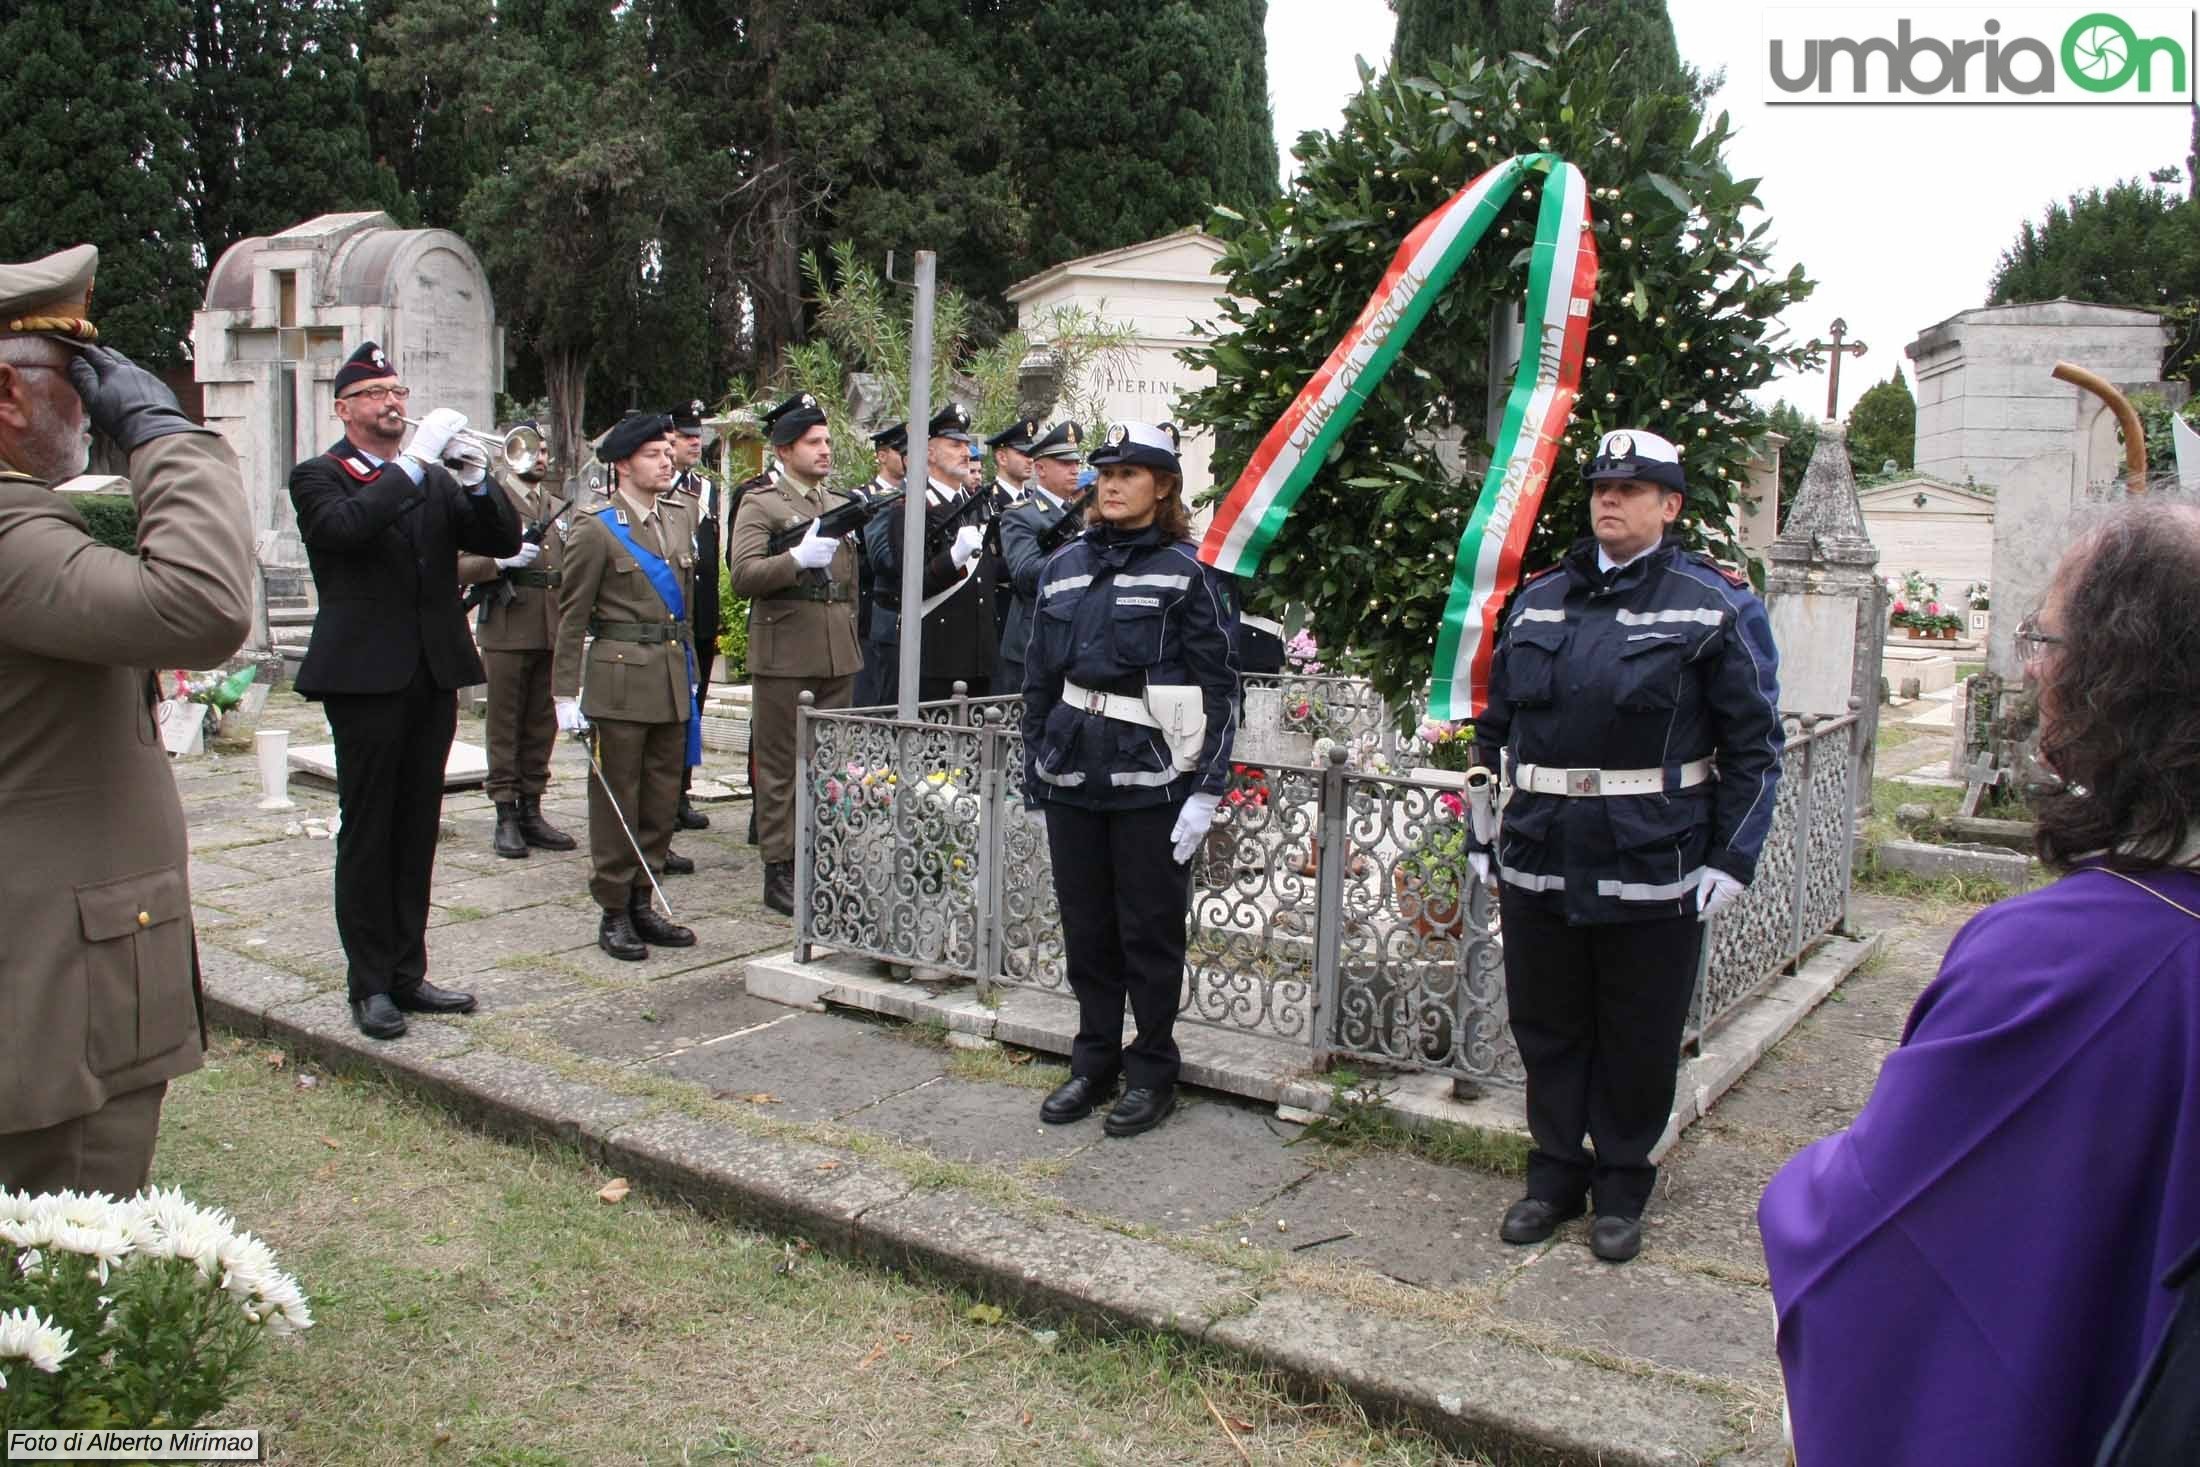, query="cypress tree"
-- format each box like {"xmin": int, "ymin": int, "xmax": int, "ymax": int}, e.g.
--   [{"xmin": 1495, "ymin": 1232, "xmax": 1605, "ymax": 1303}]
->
[{"xmin": 1390, "ymin": 0, "xmax": 1552, "ymax": 78}]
